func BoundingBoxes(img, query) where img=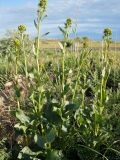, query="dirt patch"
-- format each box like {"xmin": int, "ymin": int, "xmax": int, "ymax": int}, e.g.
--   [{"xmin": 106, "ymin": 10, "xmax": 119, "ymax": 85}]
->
[{"xmin": 0, "ymin": 75, "xmax": 28, "ymax": 142}]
